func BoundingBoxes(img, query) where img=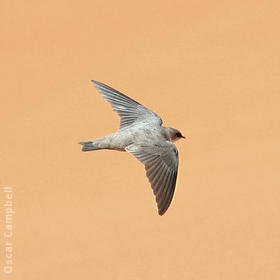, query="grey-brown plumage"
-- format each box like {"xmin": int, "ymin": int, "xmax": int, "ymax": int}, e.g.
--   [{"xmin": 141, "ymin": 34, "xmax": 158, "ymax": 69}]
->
[{"xmin": 79, "ymin": 80, "xmax": 185, "ymax": 215}]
